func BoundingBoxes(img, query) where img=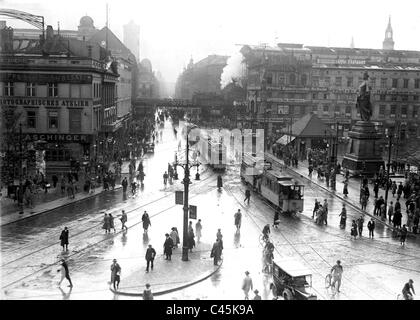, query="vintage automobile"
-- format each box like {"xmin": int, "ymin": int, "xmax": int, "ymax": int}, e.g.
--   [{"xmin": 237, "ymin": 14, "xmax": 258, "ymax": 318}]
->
[
  {"xmin": 145, "ymin": 142, "xmax": 155, "ymax": 153},
  {"xmin": 272, "ymin": 259, "xmax": 317, "ymax": 300}
]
